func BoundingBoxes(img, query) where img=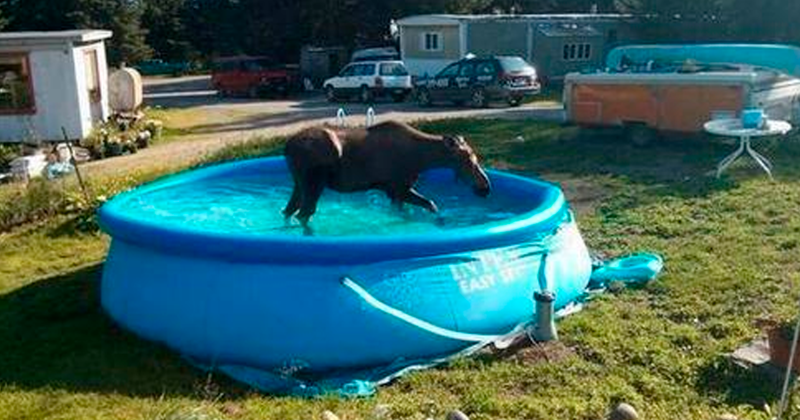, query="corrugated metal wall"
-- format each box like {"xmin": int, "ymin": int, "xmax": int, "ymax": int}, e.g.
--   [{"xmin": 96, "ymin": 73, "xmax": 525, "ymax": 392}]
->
[{"xmin": 466, "ymin": 21, "xmax": 528, "ymax": 58}]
